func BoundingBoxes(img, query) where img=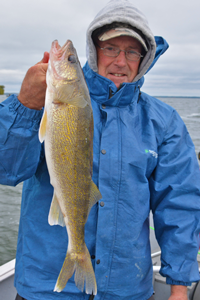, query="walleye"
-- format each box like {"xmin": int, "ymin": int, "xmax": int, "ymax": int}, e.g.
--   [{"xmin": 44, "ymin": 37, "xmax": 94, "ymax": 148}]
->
[{"xmin": 39, "ymin": 40, "xmax": 101, "ymax": 295}]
